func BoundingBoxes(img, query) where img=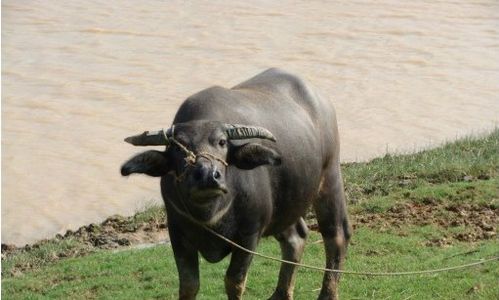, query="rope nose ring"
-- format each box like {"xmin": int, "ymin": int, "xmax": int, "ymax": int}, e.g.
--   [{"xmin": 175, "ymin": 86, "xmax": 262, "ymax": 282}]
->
[{"xmin": 167, "ymin": 126, "xmax": 228, "ymax": 182}]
